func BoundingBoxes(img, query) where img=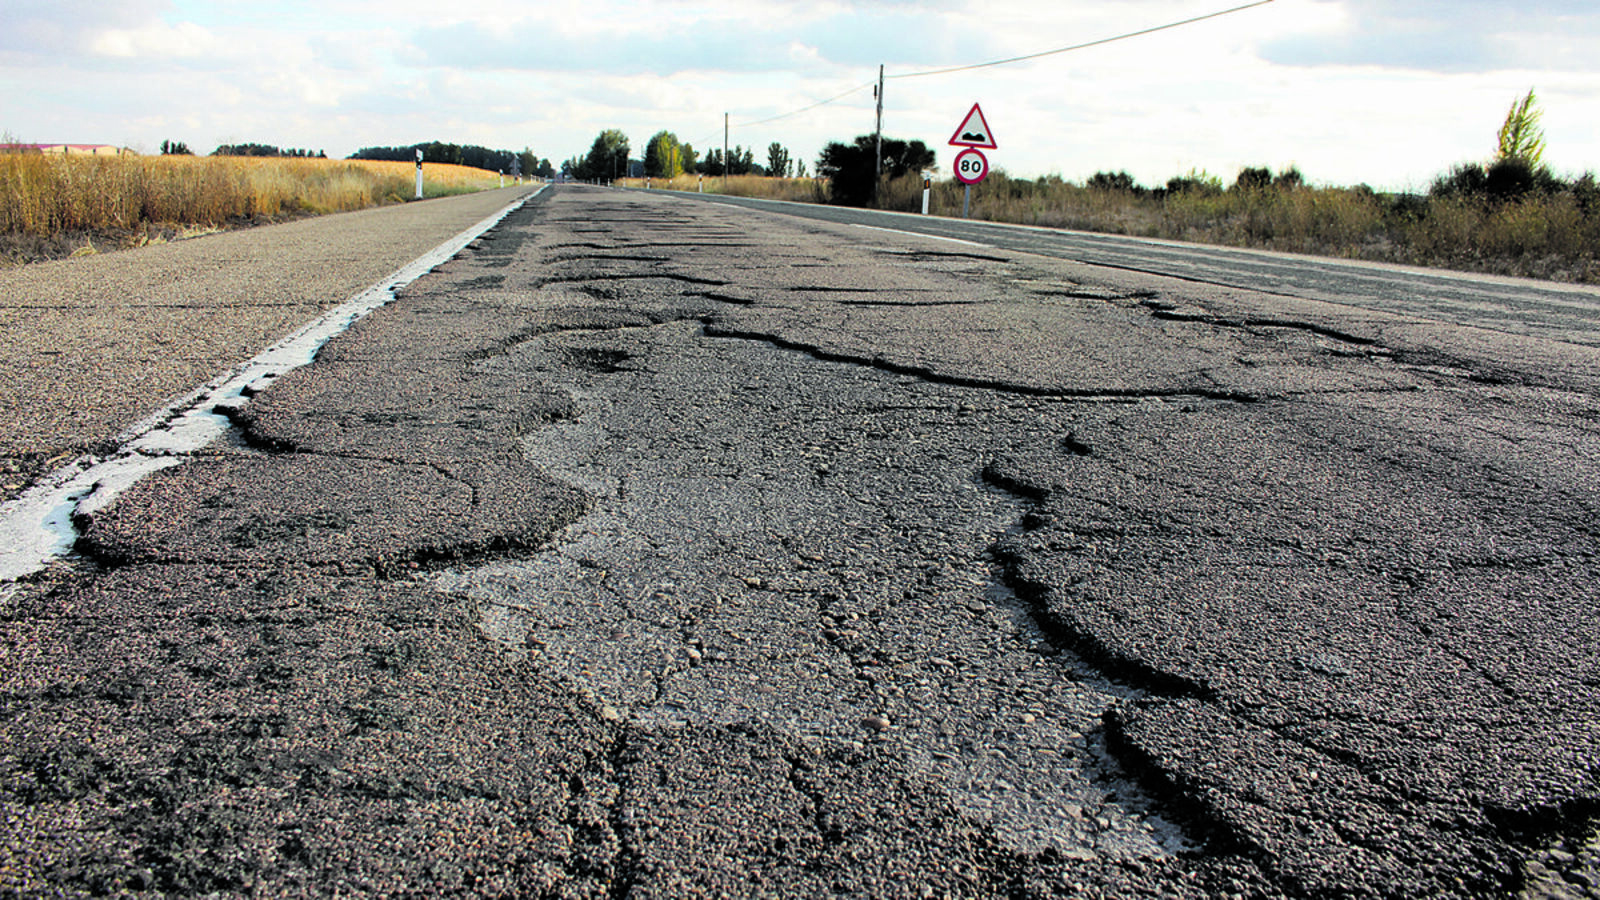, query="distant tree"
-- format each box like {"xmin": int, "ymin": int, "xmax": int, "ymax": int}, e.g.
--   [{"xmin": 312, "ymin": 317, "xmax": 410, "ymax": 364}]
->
[
  {"xmin": 680, "ymin": 143, "xmax": 699, "ymax": 175},
  {"xmin": 644, "ymin": 131, "xmax": 683, "ymax": 178},
  {"xmin": 714, "ymin": 145, "xmax": 756, "ymax": 176},
  {"xmin": 1087, "ymin": 170, "xmax": 1140, "ymax": 193},
  {"xmin": 1163, "ymin": 169, "xmax": 1223, "ymax": 197},
  {"xmin": 160, "ymin": 139, "xmax": 192, "ymax": 156},
  {"xmin": 1273, "ymin": 166, "xmax": 1304, "ymax": 190},
  {"xmin": 816, "ymin": 135, "xmax": 935, "ymax": 207},
  {"xmin": 213, "ymin": 142, "xmax": 282, "ymax": 157},
  {"xmin": 1233, "ymin": 166, "xmax": 1273, "ymax": 191},
  {"xmin": 350, "ymin": 142, "xmax": 519, "ymax": 172},
  {"xmin": 766, "ymin": 142, "xmax": 792, "ymax": 178},
  {"xmin": 795, "ymin": 159, "xmax": 808, "ymax": 178},
  {"xmin": 577, "ymin": 129, "xmax": 630, "ymax": 182},
  {"xmin": 1497, "ymin": 88, "xmax": 1546, "ymax": 167}
]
